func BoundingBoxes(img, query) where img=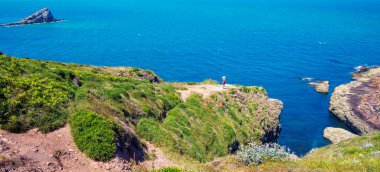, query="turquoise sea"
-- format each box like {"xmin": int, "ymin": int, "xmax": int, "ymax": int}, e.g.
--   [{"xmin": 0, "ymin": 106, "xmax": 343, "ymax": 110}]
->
[{"xmin": 1, "ymin": 0, "xmax": 379, "ymax": 155}]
